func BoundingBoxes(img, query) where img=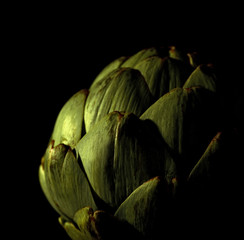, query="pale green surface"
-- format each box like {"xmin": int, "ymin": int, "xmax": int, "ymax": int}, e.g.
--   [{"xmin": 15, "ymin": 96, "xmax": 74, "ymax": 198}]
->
[
  {"xmin": 84, "ymin": 68, "xmax": 153, "ymax": 132},
  {"xmin": 39, "ymin": 143, "xmax": 67, "ymax": 218},
  {"xmin": 77, "ymin": 112, "xmax": 167, "ymax": 209},
  {"xmin": 134, "ymin": 56, "xmax": 191, "ymax": 99},
  {"xmin": 39, "ymin": 165, "xmax": 65, "ymax": 218},
  {"xmin": 134, "ymin": 56, "xmax": 166, "ymax": 98},
  {"xmin": 59, "ymin": 207, "xmax": 98, "ymax": 240},
  {"xmin": 183, "ymin": 64, "xmax": 217, "ymax": 92},
  {"xmin": 62, "ymin": 221, "xmax": 84, "ymax": 240},
  {"xmin": 40, "ymin": 142, "xmax": 97, "ymax": 220},
  {"xmin": 51, "ymin": 89, "xmax": 88, "ymax": 148},
  {"xmin": 141, "ymin": 88, "xmax": 187, "ymax": 154},
  {"xmin": 121, "ymin": 47, "xmax": 158, "ymax": 68}
]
